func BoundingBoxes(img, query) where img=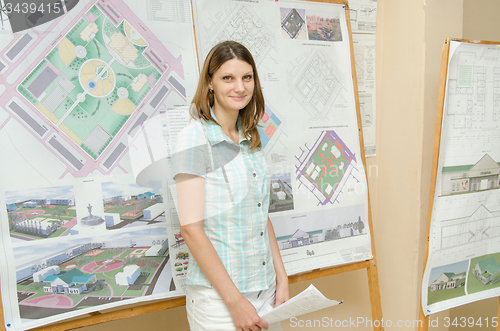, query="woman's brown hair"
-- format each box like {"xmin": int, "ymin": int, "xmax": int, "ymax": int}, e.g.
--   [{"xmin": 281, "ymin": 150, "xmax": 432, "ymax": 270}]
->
[{"xmin": 191, "ymin": 40, "xmax": 264, "ymax": 150}]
